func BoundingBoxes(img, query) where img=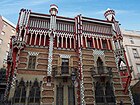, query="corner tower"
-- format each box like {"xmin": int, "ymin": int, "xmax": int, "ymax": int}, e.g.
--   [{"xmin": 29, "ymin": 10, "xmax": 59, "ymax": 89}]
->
[{"xmin": 104, "ymin": 8, "xmax": 134, "ymax": 104}]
